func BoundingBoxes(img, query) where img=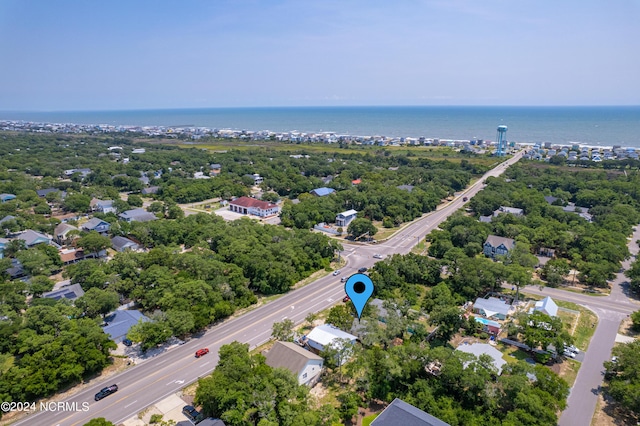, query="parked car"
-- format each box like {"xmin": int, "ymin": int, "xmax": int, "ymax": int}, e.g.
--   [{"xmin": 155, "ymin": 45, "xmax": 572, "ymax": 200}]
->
[
  {"xmin": 195, "ymin": 348, "xmax": 209, "ymax": 358},
  {"xmin": 94, "ymin": 384, "xmax": 118, "ymax": 401},
  {"xmin": 122, "ymin": 338, "xmax": 132, "ymax": 347},
  {"xmin": 372, "ymin": 254, "xmax": 383, "ymax": 259},
  {"xmin": 182, "ymin": 405, "xmax": 200, "ymax": 422},
  {"xmin": 358, "ymin": 267, "xmax": 368, "ymax": 273},
  {"xmin": 343, "ymin": 296, "xmax": 351, "ymax": 303},
  {"xmin": 563, "ymin": 350, "xmax": 576, "ymax": 358},
  {"xmin": 564, "ymin": 344, "xmax": 579, "ymax": 354},
  {"xmin": 333, "ymin": 270, "xmax": 341, "ymax": 276}
]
